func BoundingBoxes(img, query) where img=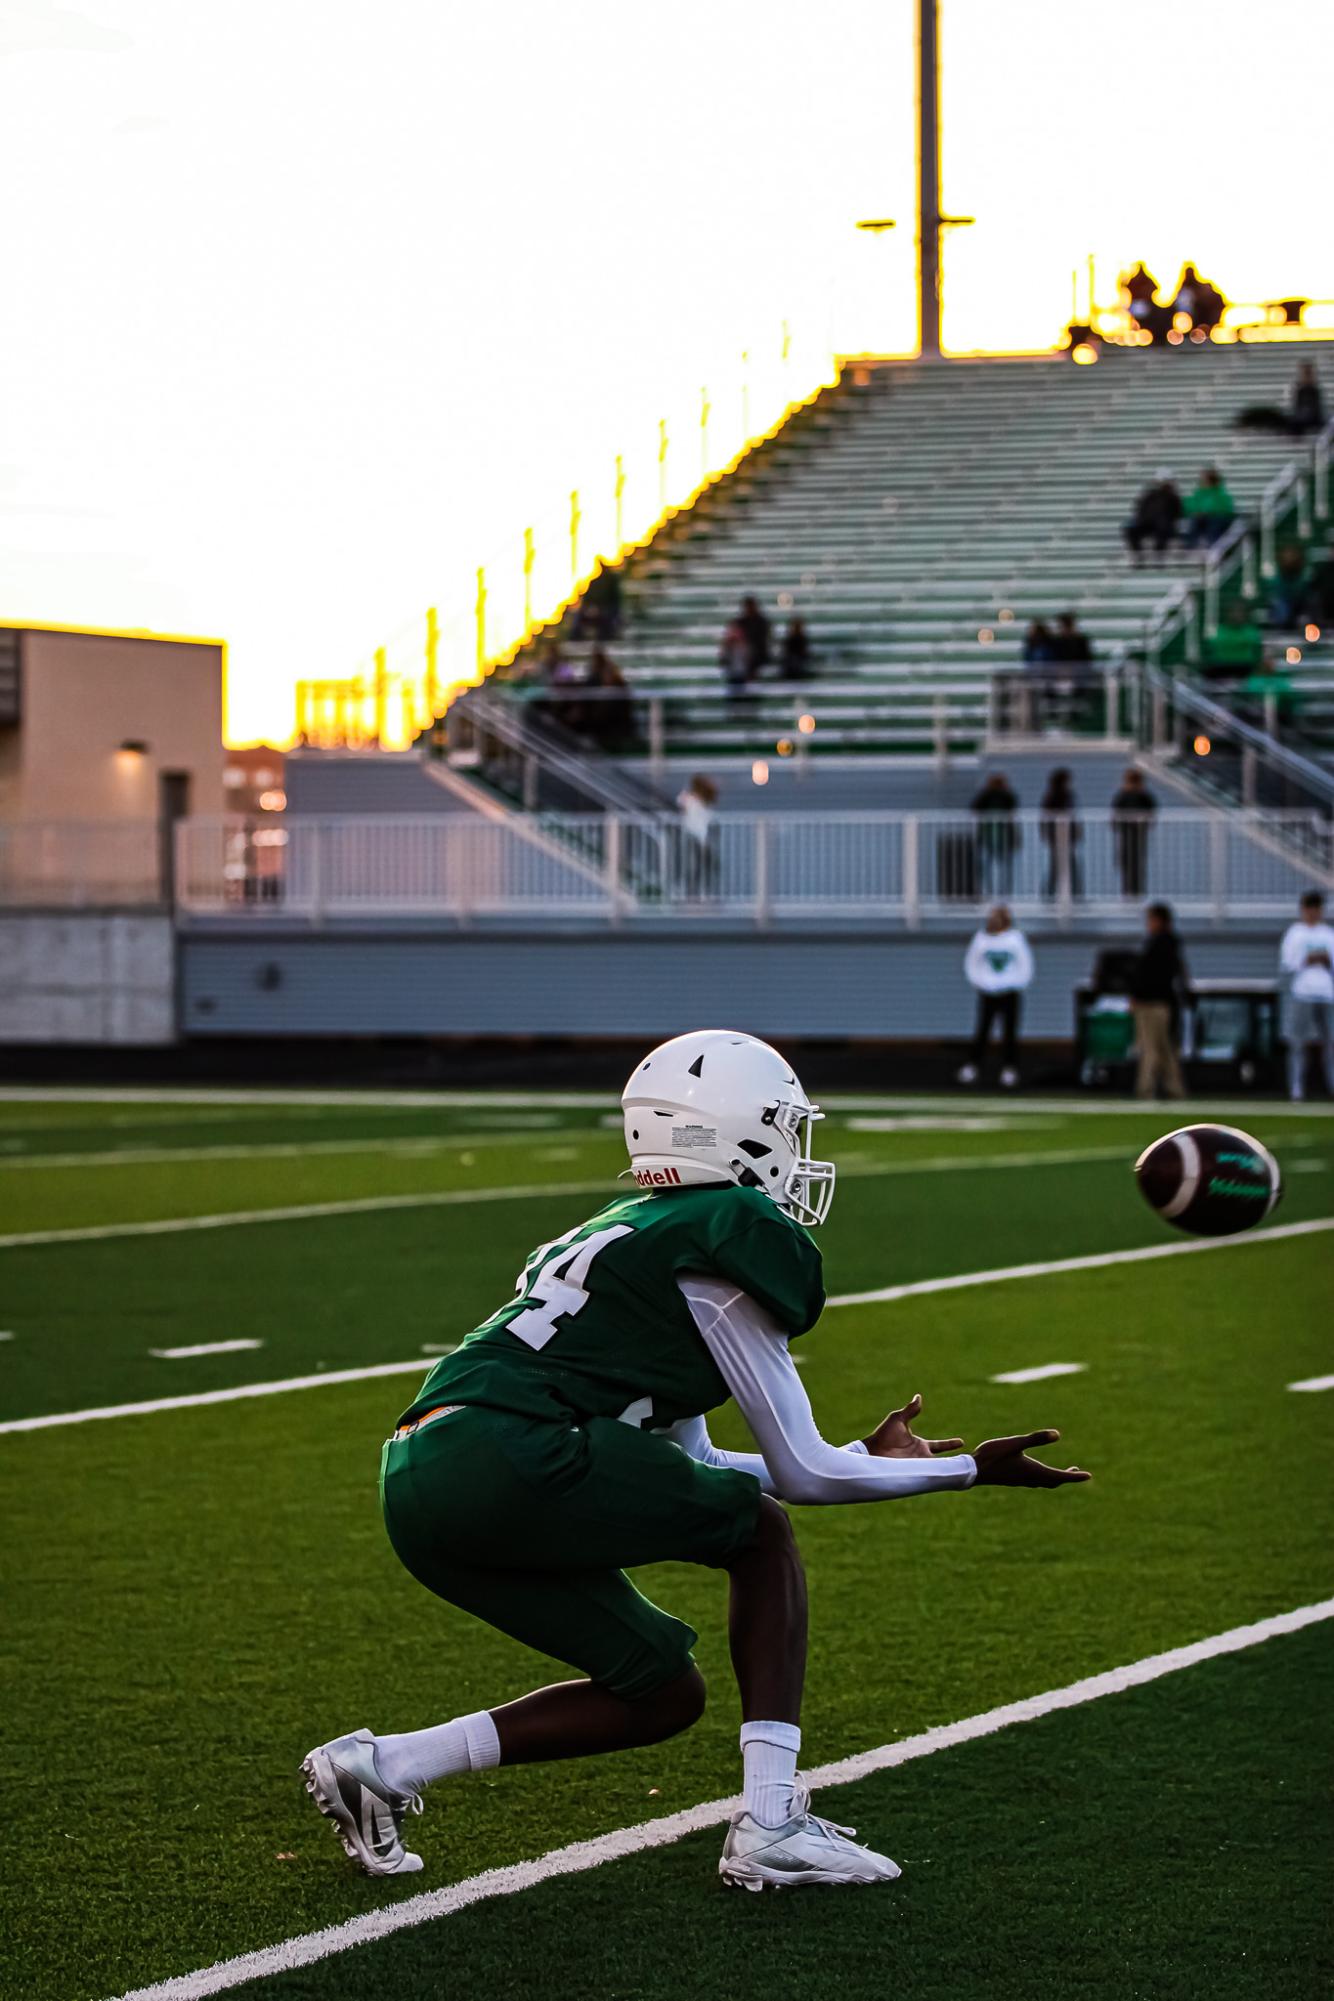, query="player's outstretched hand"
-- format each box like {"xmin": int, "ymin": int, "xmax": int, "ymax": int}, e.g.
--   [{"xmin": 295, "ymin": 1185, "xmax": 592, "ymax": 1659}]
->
[
  {"xmin": 972, "ymin": 1430, "xmax": 1091, "ymax": 1488},
  {"xmin": 864, "ymin": 1392, "xmax": 965, "ymax": 1460}
]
